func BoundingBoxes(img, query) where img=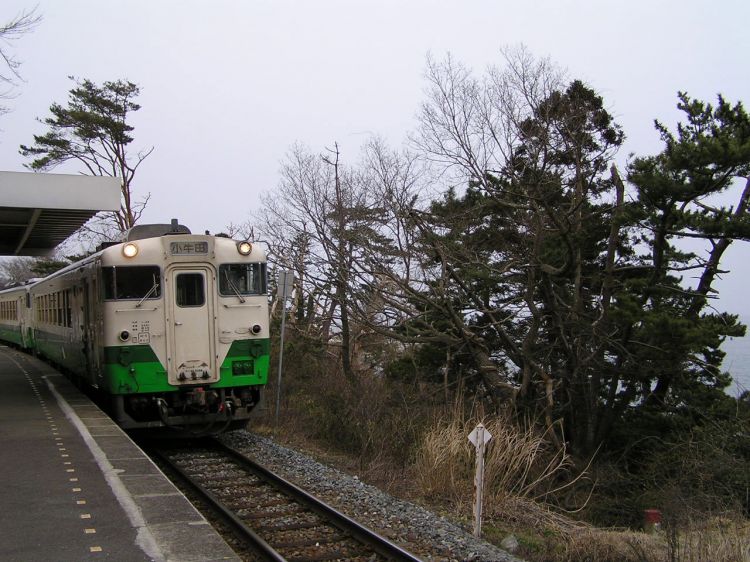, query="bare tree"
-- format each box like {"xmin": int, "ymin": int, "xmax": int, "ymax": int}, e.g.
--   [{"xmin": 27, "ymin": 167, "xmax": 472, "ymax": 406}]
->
[
  {"xmin": 0, "ymin": 7, "xmax": 41, "ymax": 115},
  {"xmin": 0, "ymin": 253, "xmax": 70, "ymax": 288},
  {"xmin": 255, "ymin": 142, "xmax": 382, "ymax": 381},
  {"xmin": 224, "ymin": 220, "xmax": 255, "ymax": 241},
  {"xmin": 0, "ymin": 256, "xmax": 37, "ymax": 287}
]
